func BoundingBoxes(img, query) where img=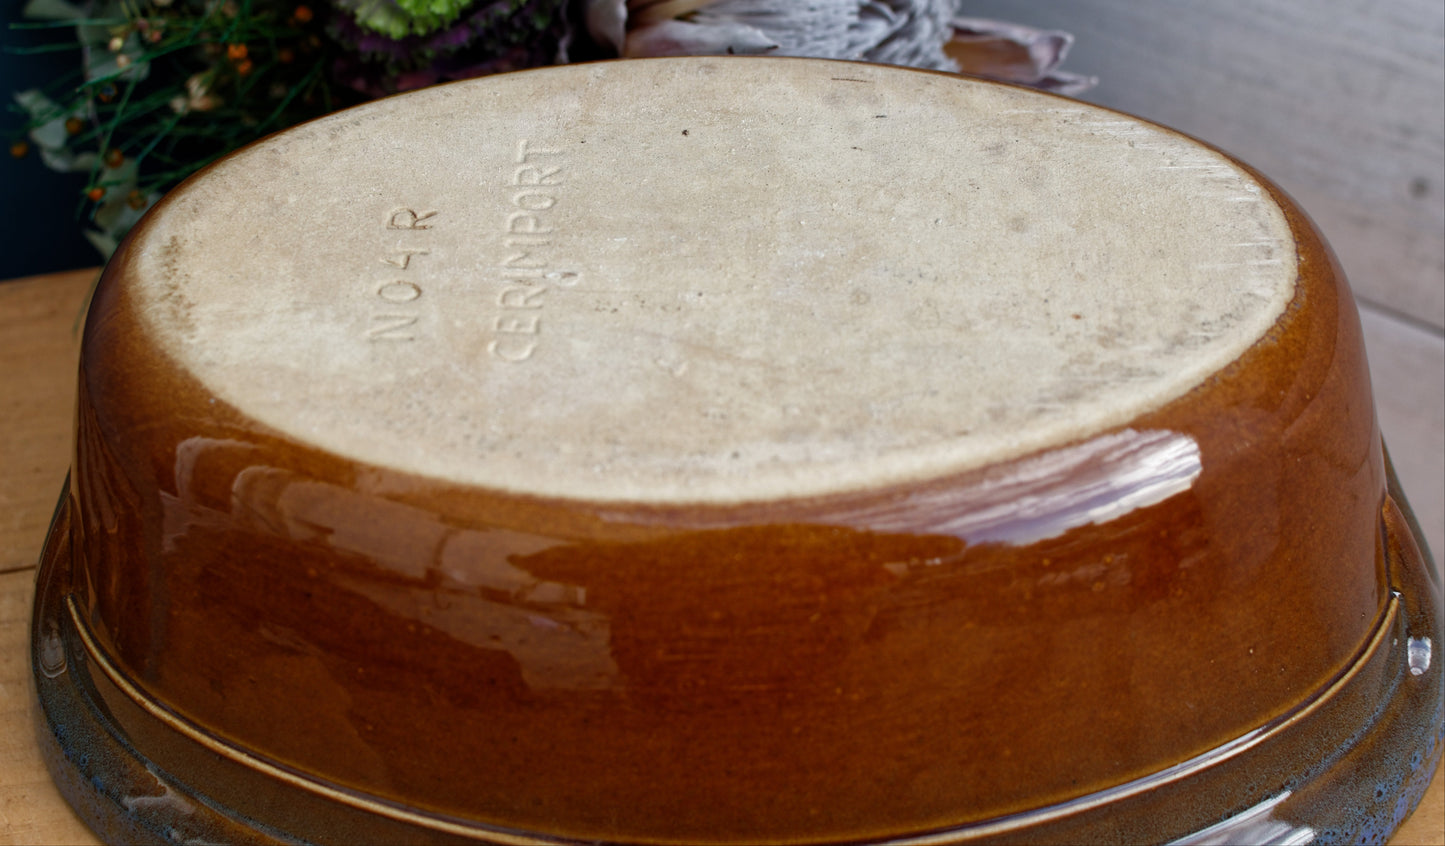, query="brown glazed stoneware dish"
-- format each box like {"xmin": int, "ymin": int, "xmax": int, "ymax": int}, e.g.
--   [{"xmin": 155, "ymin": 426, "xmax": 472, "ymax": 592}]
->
[{"xmin": 32, "ymin": 57, "xmax": 1443, "ymax": 844}]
